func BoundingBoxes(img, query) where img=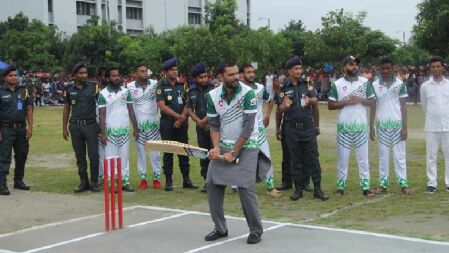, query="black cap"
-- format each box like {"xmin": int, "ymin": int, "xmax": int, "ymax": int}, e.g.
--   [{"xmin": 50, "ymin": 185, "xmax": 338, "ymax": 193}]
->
[
  {"xmin": 190, "ymin": 62, "xmax": 206, "ymax": 77},
  {"xmin": 1, "ymin": 64, "xmax": 17, "ymax": 78},
  {"xmin": 341, "ymin": 55, "xmax": 360, "ymax": 67},
  {"xmin": 284, "ymin": 55, "xmax": 302, "ymax": 70},
  {"xmin": 161, "ymin": 57, "xmax": 177, "ymax": 71},
  {"xmin": 72, "ymin": 62, "xmax": 86, "ymax": 75}
]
